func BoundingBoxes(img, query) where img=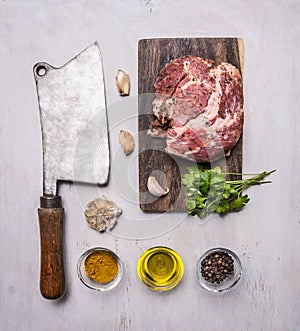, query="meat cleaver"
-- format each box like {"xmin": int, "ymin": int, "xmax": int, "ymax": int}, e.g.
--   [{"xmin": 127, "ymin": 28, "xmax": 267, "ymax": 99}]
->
[{"xmin": 33, "ymin": 42, "xmax": 110, "ymax": 299}]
